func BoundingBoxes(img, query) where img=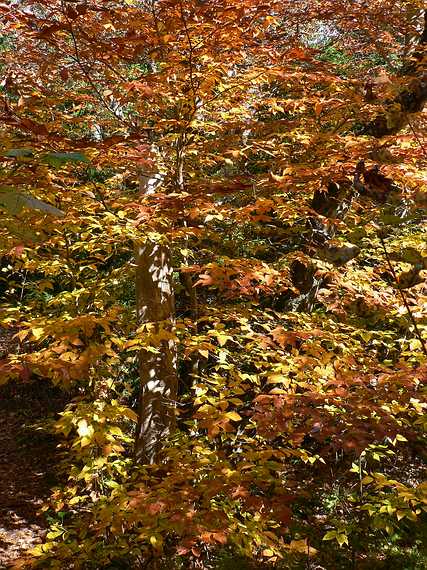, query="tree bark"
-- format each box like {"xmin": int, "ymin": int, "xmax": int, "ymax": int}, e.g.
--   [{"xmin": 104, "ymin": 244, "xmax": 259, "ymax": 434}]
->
[
  {"xmin": 362, "ymin": 76, "xmax": 427, "ymax": 137},
  {"xmin": 361, "ymin": 10, "xmax": 427, "ymax": 138},
  {"xmin": 134, "ymin": 239, "xmax": 178, "ymax": 464}
]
